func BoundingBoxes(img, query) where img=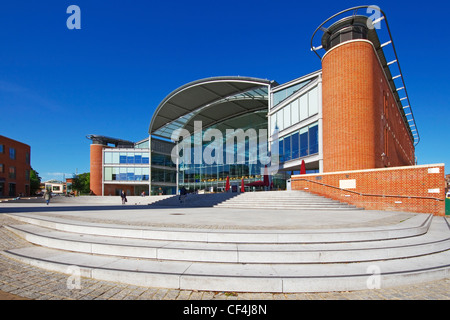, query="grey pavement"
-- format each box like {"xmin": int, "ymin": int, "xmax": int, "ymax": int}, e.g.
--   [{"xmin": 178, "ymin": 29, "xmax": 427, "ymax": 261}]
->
[{"xmin": 0, "ymin": 197, "xmax": 449, "ymax": 300}]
